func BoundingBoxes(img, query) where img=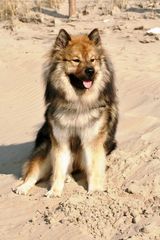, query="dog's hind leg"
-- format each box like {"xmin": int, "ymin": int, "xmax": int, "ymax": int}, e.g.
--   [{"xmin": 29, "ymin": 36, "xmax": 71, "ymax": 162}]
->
[
  {"xmin": 13, "ymin": 122, "xmax": 52, "ymax": 195},
  {"xmin": 14, "ymin": 156, "xmax": 51, "ymax": 195}
]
